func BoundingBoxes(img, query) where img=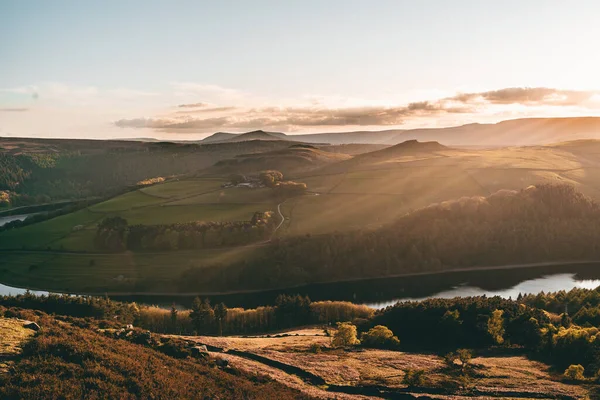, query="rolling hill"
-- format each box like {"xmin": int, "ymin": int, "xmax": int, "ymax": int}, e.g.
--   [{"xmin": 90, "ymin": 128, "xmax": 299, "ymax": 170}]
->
[
  {"xmin": 202, "ymin": 130, "xmax": 289, "ymax": 143},
  {"xmin": 289, "ymin": 117, "xmax": 600, "ymax": 146},
  {"xmin": 211, "ymin": 145, "xmax": 351, "ymax": 174}
]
